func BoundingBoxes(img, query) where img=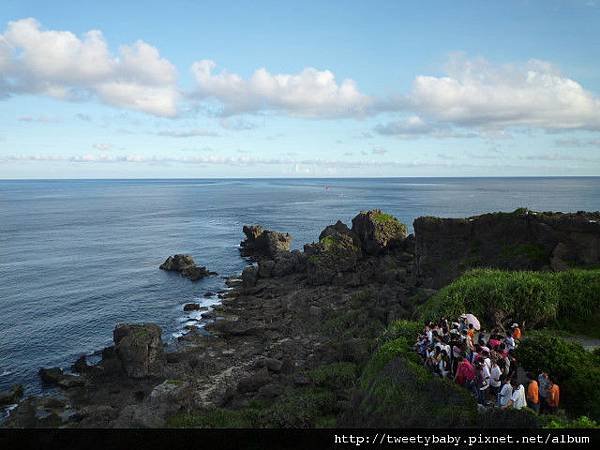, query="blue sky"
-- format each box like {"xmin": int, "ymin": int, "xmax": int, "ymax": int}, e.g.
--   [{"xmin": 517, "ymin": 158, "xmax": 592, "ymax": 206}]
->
[{"xmin": 1, "ymin": 0, "xmax": 599, "ymax": 178}]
